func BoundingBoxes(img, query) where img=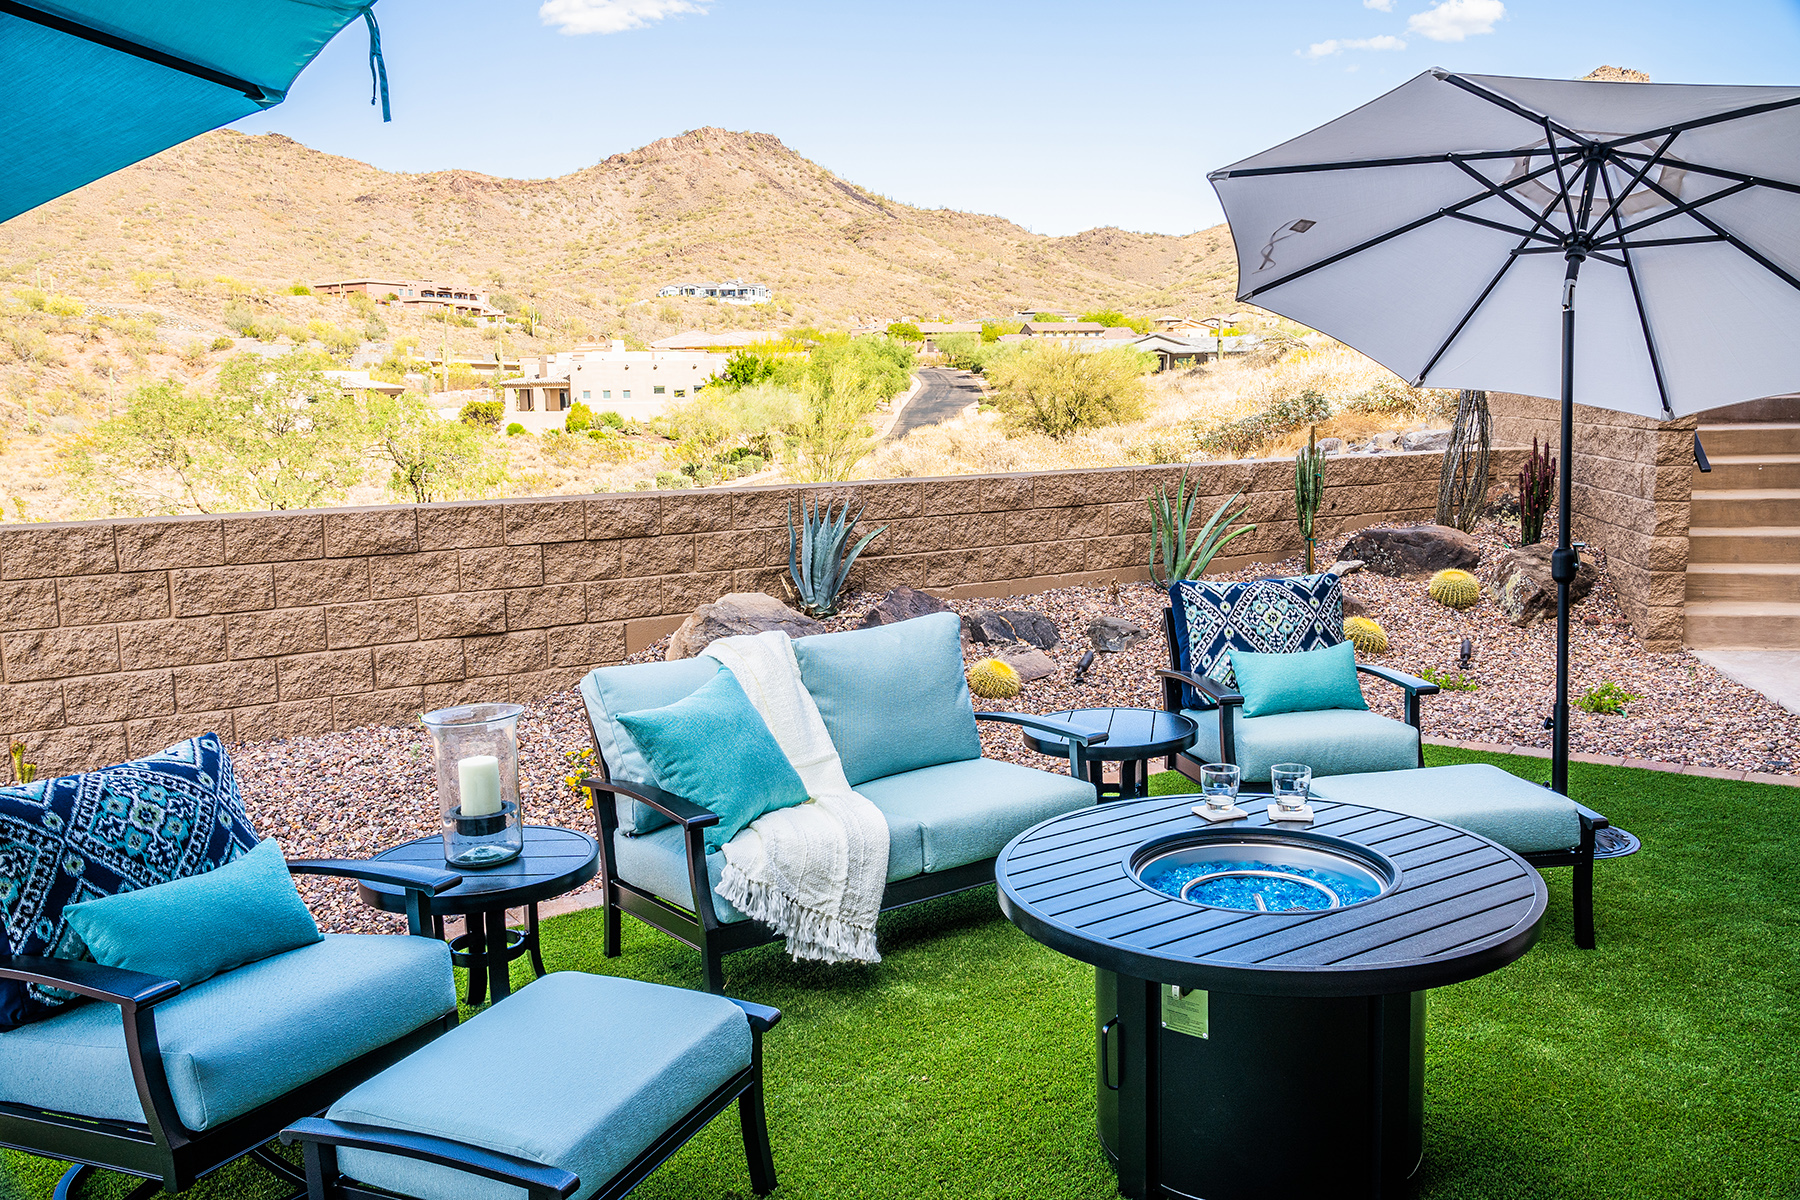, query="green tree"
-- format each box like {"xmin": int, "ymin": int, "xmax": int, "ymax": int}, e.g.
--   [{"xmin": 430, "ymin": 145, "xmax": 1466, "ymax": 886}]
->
[
  {"xmin": 564, "ymin": 401, "xmax": 594, "ymax": 433},
  {"xmin": 793, "ymin": 360, "xmax": 879, "ymax": 482},
  {"xmin": 886, "ymin": 321, "xmax": 923, "ymax": 342},
  {"xmin": 1031, "ymin": 312, "xmax": 1065, "ymax": 323},
  {"xmin": 808, "ymin": 336, "xmax": 913, "ymax": 402},
  {"xmin": 367, "ymin": 391, "xmax": 508, "ymax": 503},
  {"xmin": 986, "ymin": 344, "xmax": 1151, "ymax": 438},
  {"xmin": 980, "ymin": 320, "xmax": 1022, "ymax": 342},
  {"xmin": 460, "ymin": 399, "xmax": 503, "ymax": 428},
  {"xmin": 1081, "ymin": 309, "xmax": 1152, "ymax": 334},
  {"xmin": 722, "ymin": 350, "xmax": 777, "ymax": 388}
]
